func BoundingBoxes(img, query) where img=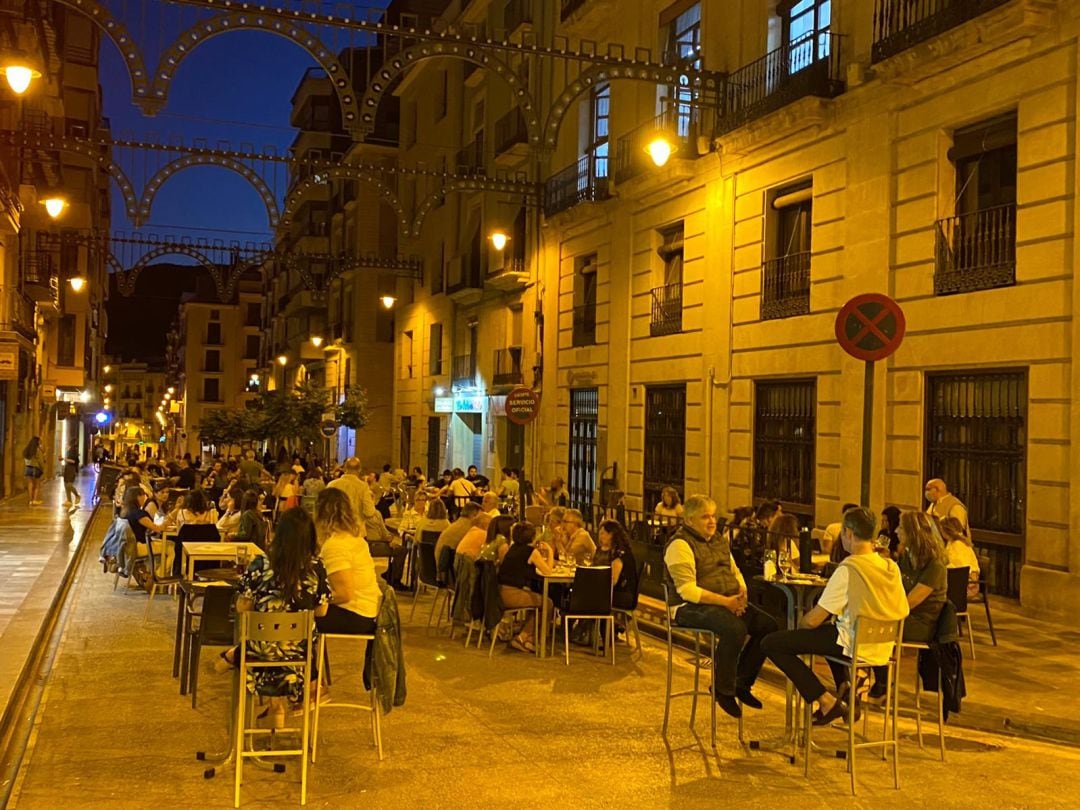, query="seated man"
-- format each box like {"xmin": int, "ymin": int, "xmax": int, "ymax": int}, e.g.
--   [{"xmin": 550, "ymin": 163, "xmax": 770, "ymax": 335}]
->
[
  {"xmin": 821, "ymin": 503, "xmax": 858, "ymax": 557},
  {"xmin": 560, "ymin": 508, "xmax": 597, "ymax": 564},
  {"xmin": 664, "ymin": 494, "xmax": 778, "ymax": 718},
  {"xmin": 481, "ymin": 492, "xmax": 502, "ymax": 519},
  {"xmin": 762, "ymin": 507, "xmax": 909, "ymax": 725},
  {"xmin": 434, "ymin": 501, "xmax": 481, "ymax": 570}
]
